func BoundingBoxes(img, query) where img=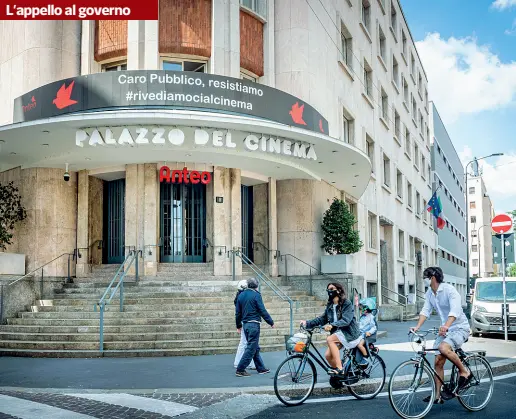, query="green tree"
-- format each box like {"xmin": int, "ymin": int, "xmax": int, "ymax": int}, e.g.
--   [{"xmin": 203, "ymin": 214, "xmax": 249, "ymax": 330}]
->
[
  {"xmin": 506, "ymin": 210, "xmax": 516, "ymax": 232},
  {"xmin": 321, "ymin": 197, "xmax": 363, "ymax": 255},
  {"xmin": 0, "ymin": 182, "xmax": 27, "ymax": 250},
  {"xmin": 508, "ymin": 264, "xmax": 516, "ymax": 277}
]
